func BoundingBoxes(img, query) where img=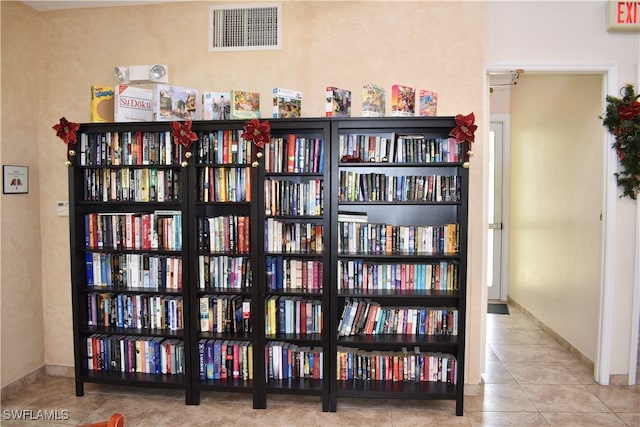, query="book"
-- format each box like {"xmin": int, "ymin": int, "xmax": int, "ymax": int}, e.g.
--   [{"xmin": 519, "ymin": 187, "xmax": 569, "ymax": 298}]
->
[
  {"xmin": 419, "ymin": 90, "xmax": 438, "ymax": 116},
  {"xmin": 153, "ymin": 84, "xmax": 199, "ymax": 121},
  {"xmin": 337, "ymin": 211, "xmax": 368, "ymax": 223},
  {"xmin": 90, "ymin": 85, "xmax": 114, "ymax": 122},
  {"xmin": 326, "ymin": 87, "xmax": 351, "ymax": 117},
  {"xmin": 202, "ymin": 91, "xmax": 231, "ymax": 120},
  {"xmin": 391, "ymin": 84, "xmax": 415, "ymax": 116},
  {"xmin": 273, "ymin": 88, "xmax": 302, "ymax": 118},
  {"xmin": 362, "ymin": 84, "xmax": 385, "ymax": 117},
  {"xmin": 114, "ymin": 85, "xmax": 153, "ymax": 122},
  {"xmin": 231, "ymin": 90, "xmax": 260, "ymax": 119}
]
